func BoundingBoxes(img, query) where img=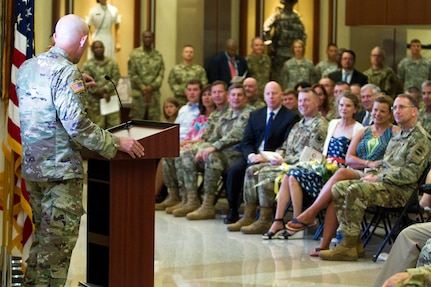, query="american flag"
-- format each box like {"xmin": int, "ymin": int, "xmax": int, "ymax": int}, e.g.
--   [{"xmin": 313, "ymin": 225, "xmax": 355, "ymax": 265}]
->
[{"xmin": 5, "ymin": 0, "xmax": 35, "ymax": 258}]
